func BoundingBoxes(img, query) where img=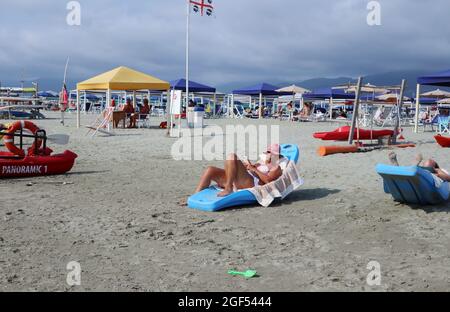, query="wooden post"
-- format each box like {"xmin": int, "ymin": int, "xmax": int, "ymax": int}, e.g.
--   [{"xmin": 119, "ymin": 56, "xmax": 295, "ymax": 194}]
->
[
  {"xmin": 414, "ymin": 84, "xmax": 421, "ymax": 133},
  {"xmin": 393, "ymin": 79, "xmax": 406, "ymax": 144},
  {"xmin": 259, "ymin": 93, "xmax": 263, "ymax": 119},
  {"xmin": 348, "ymin": 77, "xmax": 363, "ymax": 145},
  {"xmin": 213, "ymin": 93, "xmax": 217, "ymax": 117},
  {"xmin": 329, "ymin": 97, "xmax": 333, "ymax": 121}
]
